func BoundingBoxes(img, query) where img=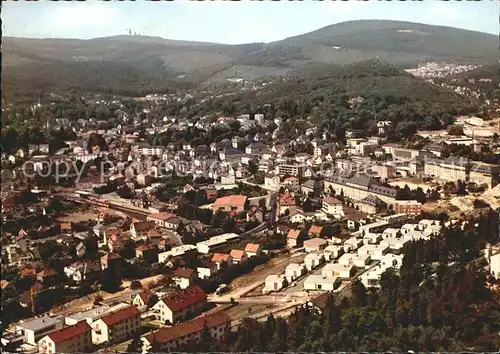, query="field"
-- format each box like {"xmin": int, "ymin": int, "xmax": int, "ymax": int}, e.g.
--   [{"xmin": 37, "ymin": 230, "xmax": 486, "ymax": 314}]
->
[
  {"xmin": 58, "ymin": 210, "xmax": 98, "ymax": 223},
  {"xmin": 226, "ymin": 303, "xmax": 279, "ymax": 320},
  {"xmin": 229, "ymin": 252, "xmax": 307, "ymax": 291},
  {"xmin": 389, "ymin": 177, "xmax": 435, "ymax": 191}
]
